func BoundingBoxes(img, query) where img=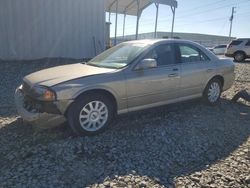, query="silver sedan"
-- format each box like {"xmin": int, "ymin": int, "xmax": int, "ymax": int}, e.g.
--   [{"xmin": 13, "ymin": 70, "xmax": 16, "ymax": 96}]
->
[{"xmin": 15, "ymin": 39, "xmax": 235, "ymax": 135}]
